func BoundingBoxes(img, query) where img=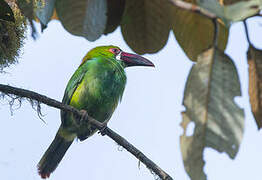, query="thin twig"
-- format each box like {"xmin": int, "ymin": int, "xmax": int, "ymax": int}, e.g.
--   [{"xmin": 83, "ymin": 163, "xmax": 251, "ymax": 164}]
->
[
  {"xmin": 0, "ymin": 84, "xmax": 173, "ymax": 180},
  {"xmin": 243, "ymin": 20, "xmax": 253, "ymax": 47},
  {"xmin": 167, "ymin": 0, "xmax": 216, "ymax": 19}
]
